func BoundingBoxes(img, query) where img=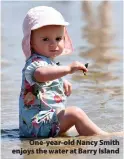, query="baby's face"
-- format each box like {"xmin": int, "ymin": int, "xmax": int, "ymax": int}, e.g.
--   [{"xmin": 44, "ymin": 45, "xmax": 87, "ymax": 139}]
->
[{"xmin": 31, "ymin": 25, "xmax": 65, "ymax": 58}]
